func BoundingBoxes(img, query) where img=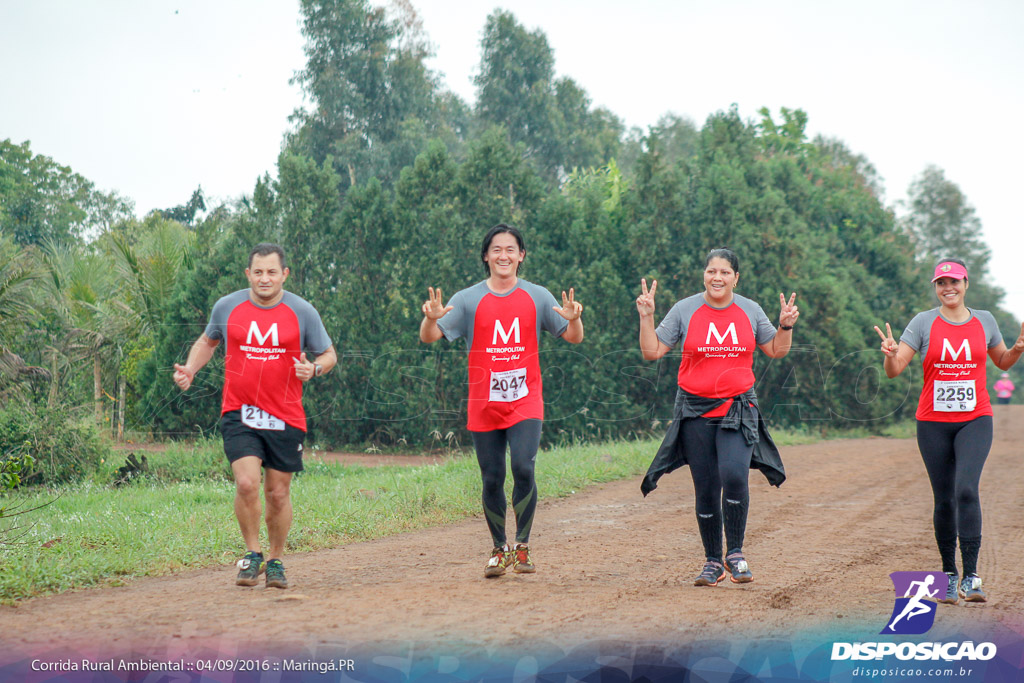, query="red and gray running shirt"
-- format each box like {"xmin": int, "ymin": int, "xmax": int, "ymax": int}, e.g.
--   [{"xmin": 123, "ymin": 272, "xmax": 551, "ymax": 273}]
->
[
  {"xmin": 437, "ymin": 280, "xmax": 569, "ymax": 431},
  {"xmin": 899, "ymin": 308, "xmax": 1002, "ymax": 422},
  {"xmin": 204, "ymin": 289, "xmax": 332, "ymax": 432},
  {"xmin": 655, "ymin": 293, "xmax": 776, "ymax": 418}
]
